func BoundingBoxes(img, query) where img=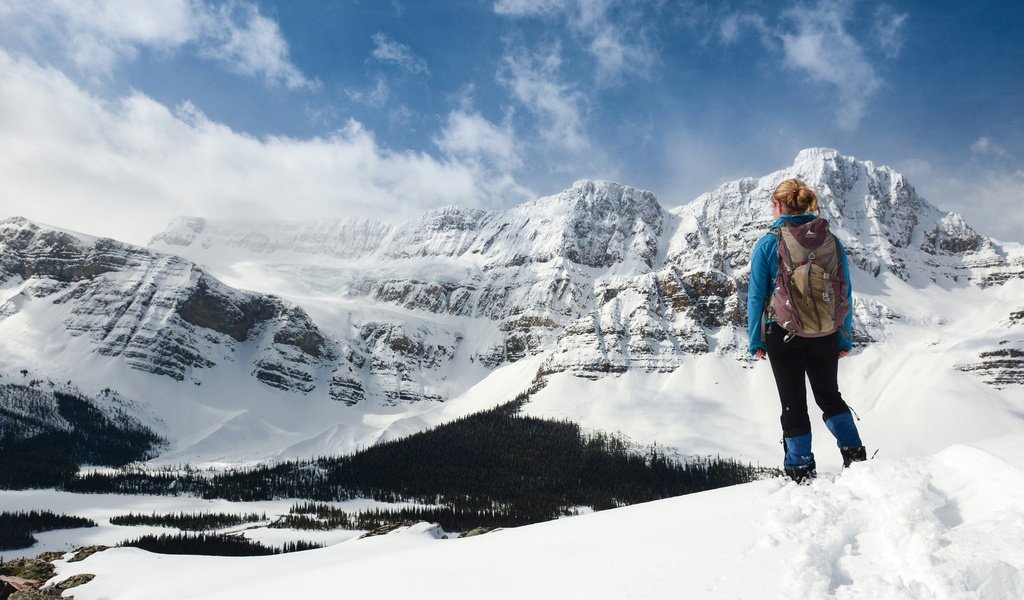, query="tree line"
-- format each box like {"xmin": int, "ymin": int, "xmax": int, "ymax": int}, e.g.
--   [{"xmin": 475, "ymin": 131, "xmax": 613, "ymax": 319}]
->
[
  {"xmin": 0, "ymin": 384, "xmax": 165, "ymax": 489},
  {"xmin": 65, "ymin": 396, "xmax": 777, "ymax": 530},
  {"xmin": 120, "ymin": 533, "xmax": 323, "ymax": 557},
  {"xmin": 274, "ymin": 501, "xmax": 549, "ymax": 532},
  {"xmin": 0, "ymin": 510, "xmax": 97, "ymax": 551},
  {"xmin": 109, "ymin": 511, "xmax": 268, "ymax": 531}
]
